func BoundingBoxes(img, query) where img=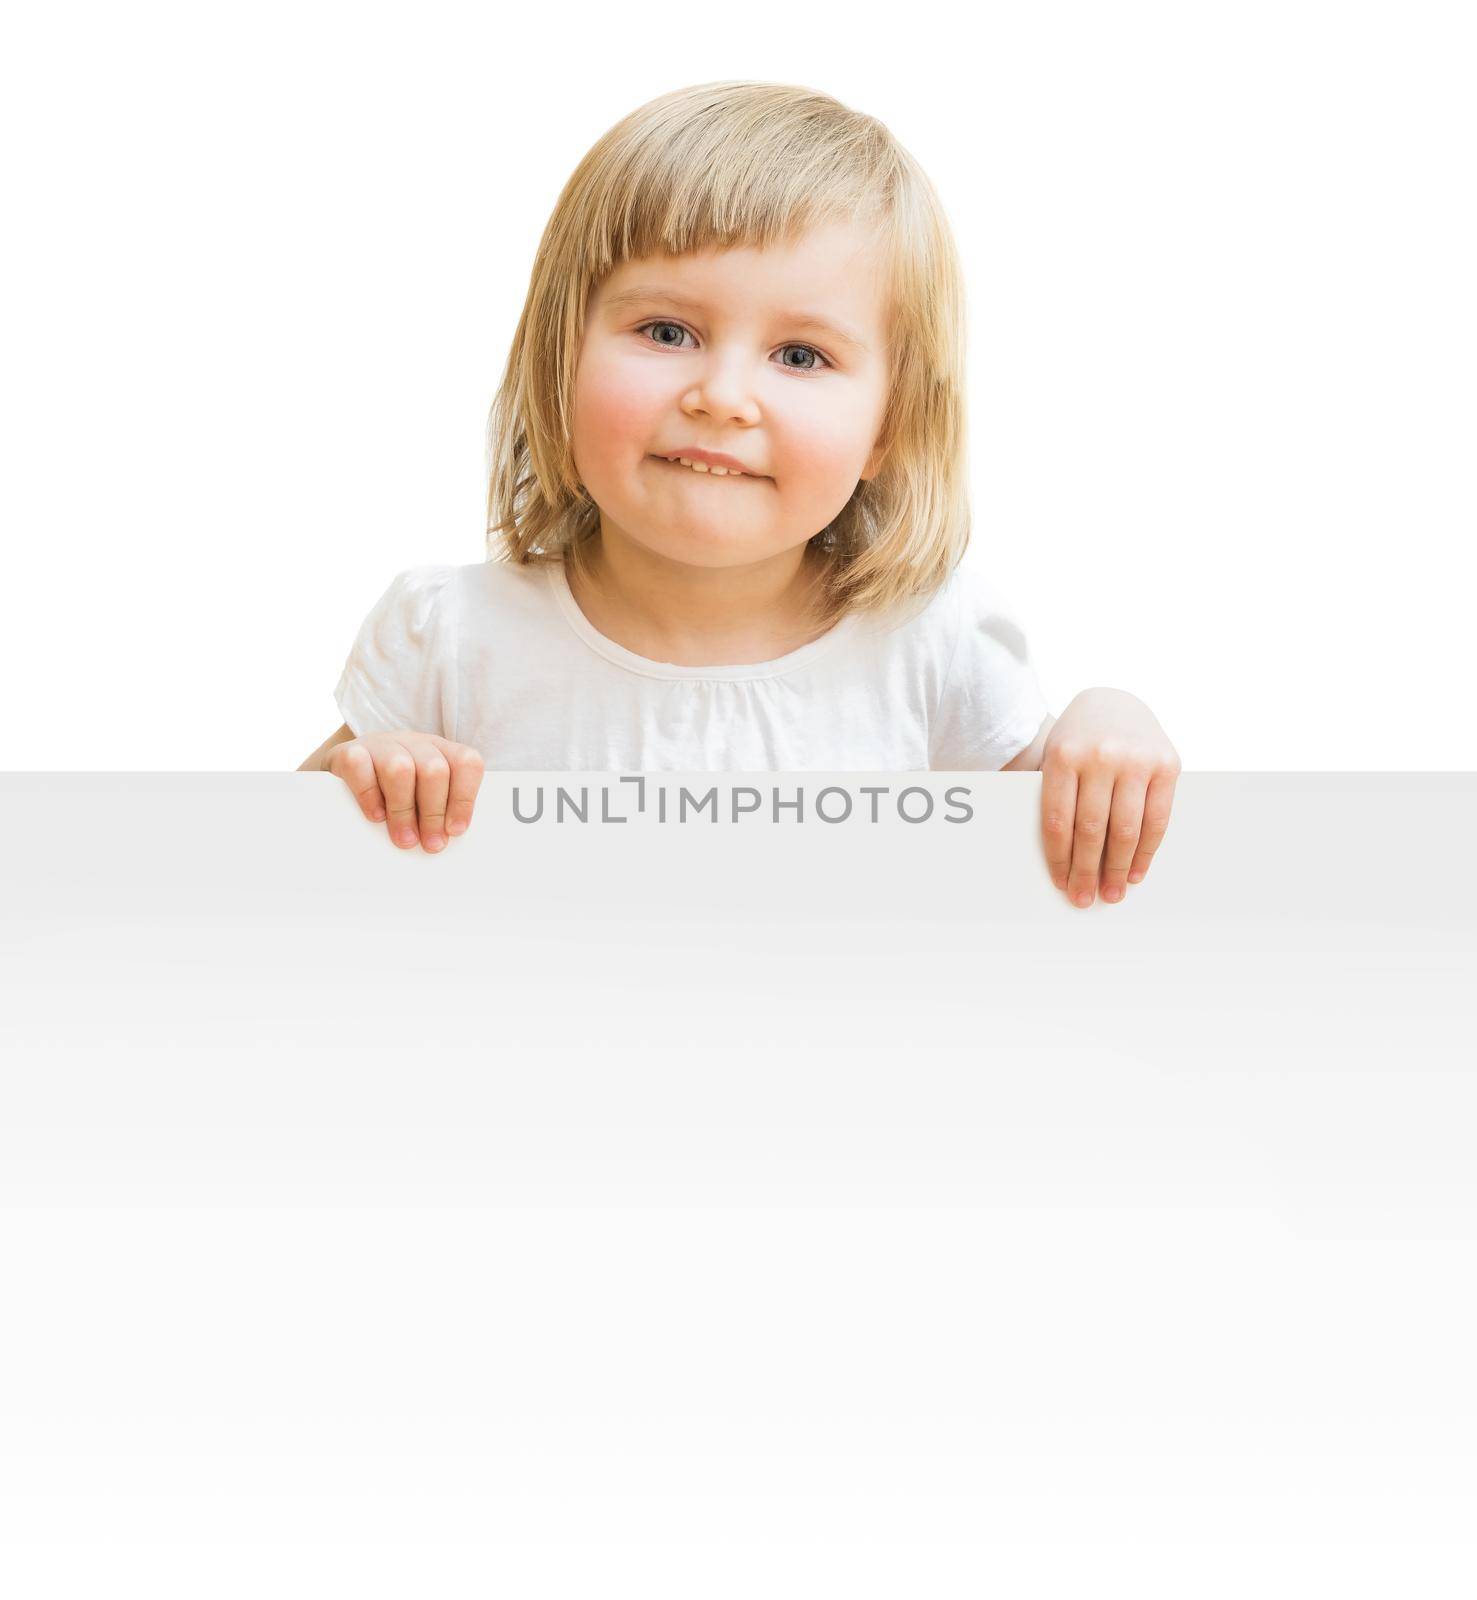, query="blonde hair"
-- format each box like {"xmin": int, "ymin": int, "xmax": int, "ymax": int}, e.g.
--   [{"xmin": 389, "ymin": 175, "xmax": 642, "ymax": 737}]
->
[{"xmin": 485, "ymin": 80, "xmax": 972, "ymax": 630}]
